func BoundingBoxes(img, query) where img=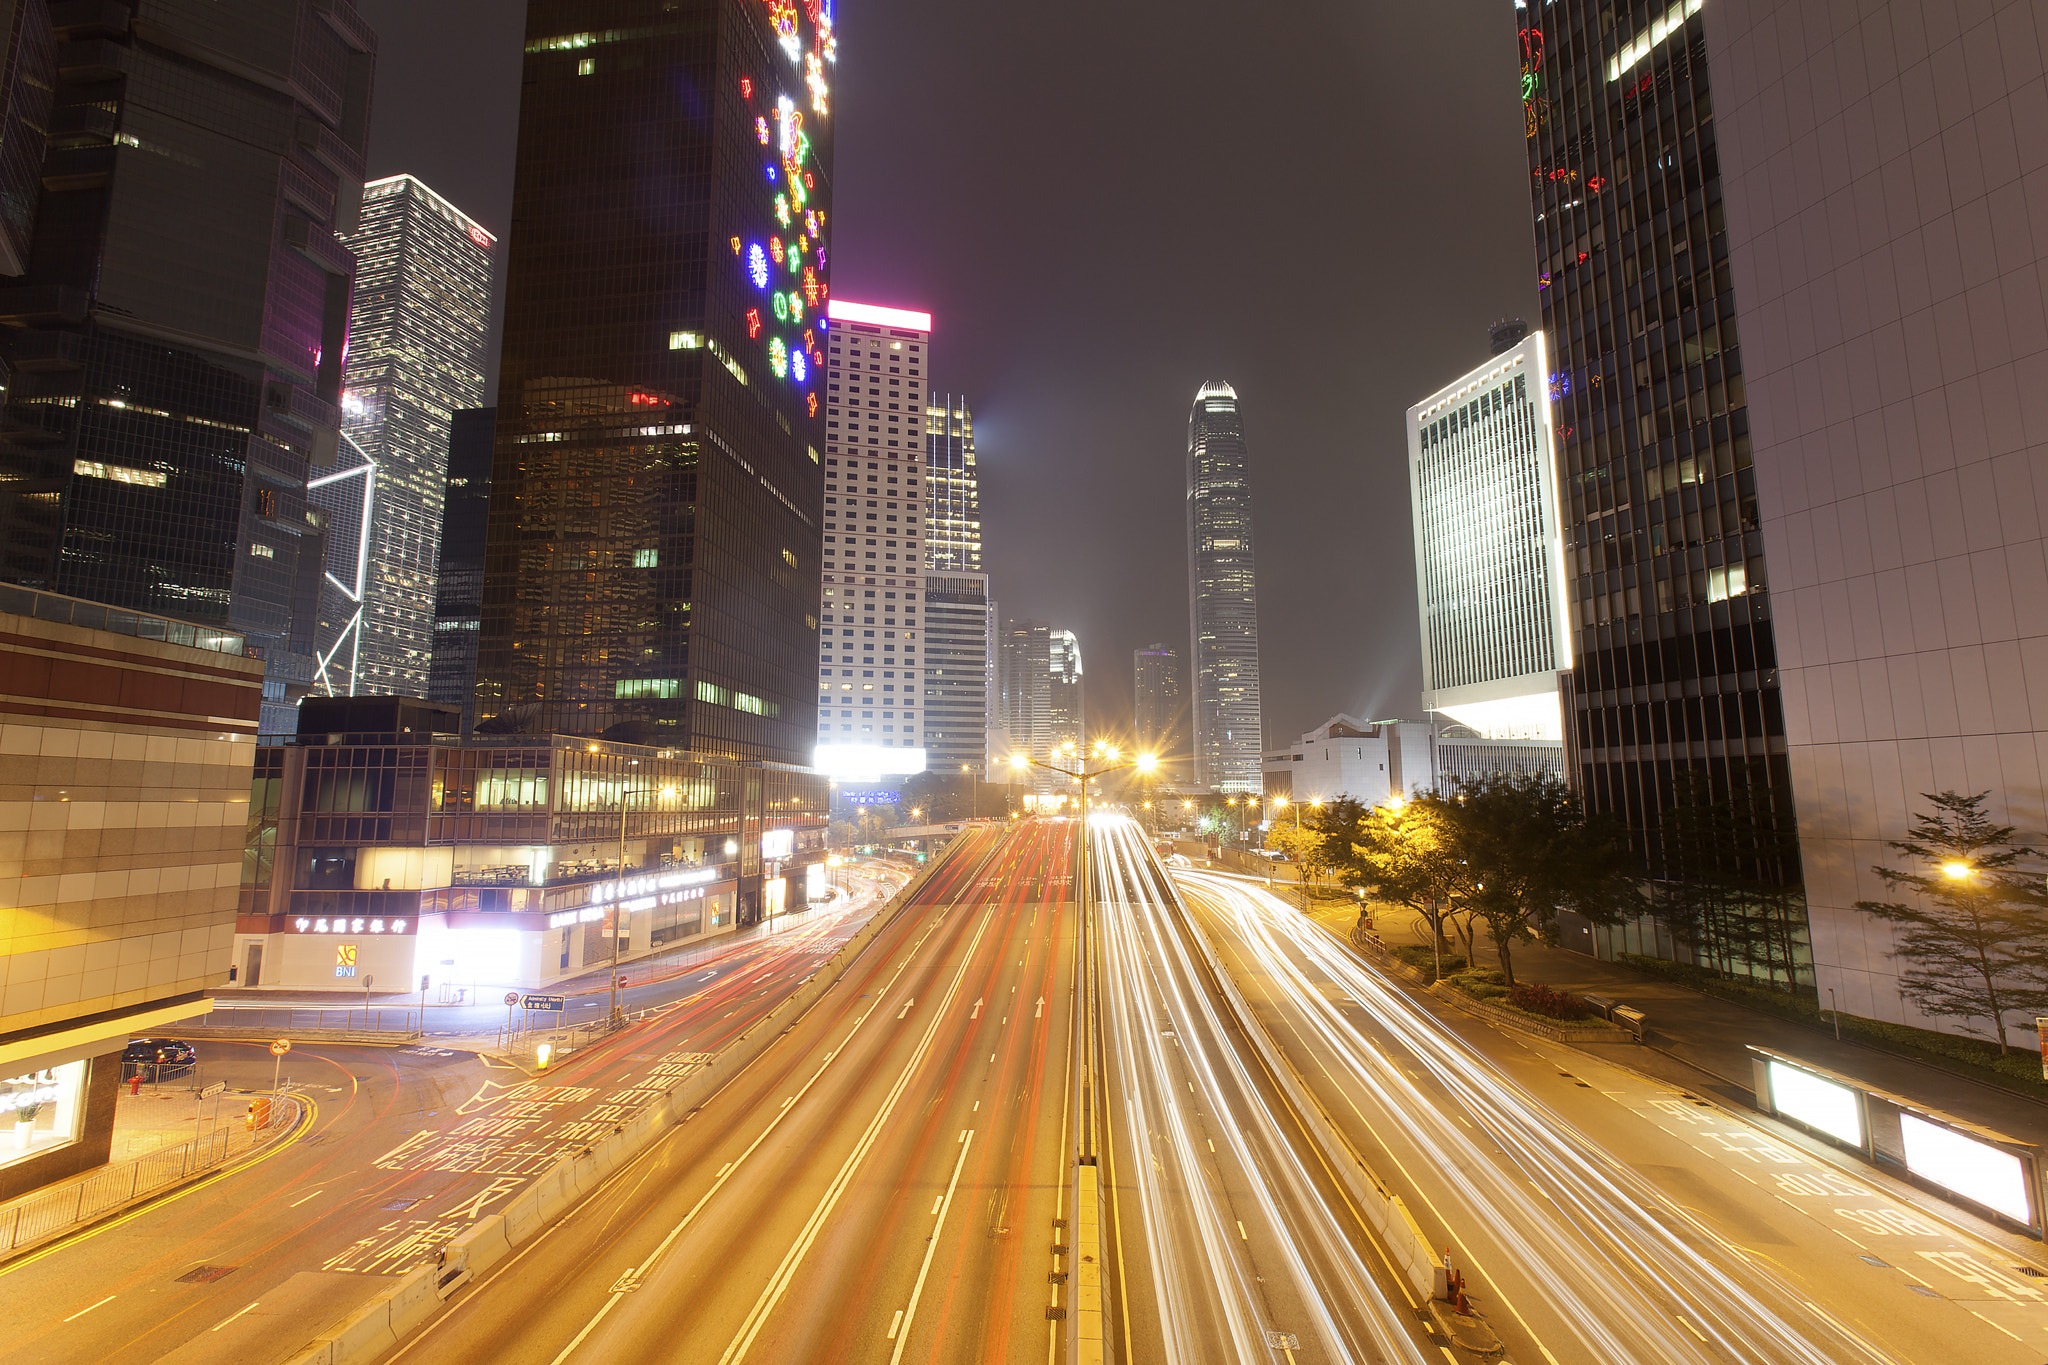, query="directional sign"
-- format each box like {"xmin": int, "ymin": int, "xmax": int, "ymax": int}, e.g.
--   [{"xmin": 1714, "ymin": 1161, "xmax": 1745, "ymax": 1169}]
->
[
  {"xmin": 270, "ymin": 1038, "xmax": 292, "ymax": 1056},
  {"xmin": 521, "ymin": 994, "xmax": 566, "ymax": 1013},
  {"xmin": 200, "ymin": 1081, "xmax": 227, "ymax": 1099}
]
